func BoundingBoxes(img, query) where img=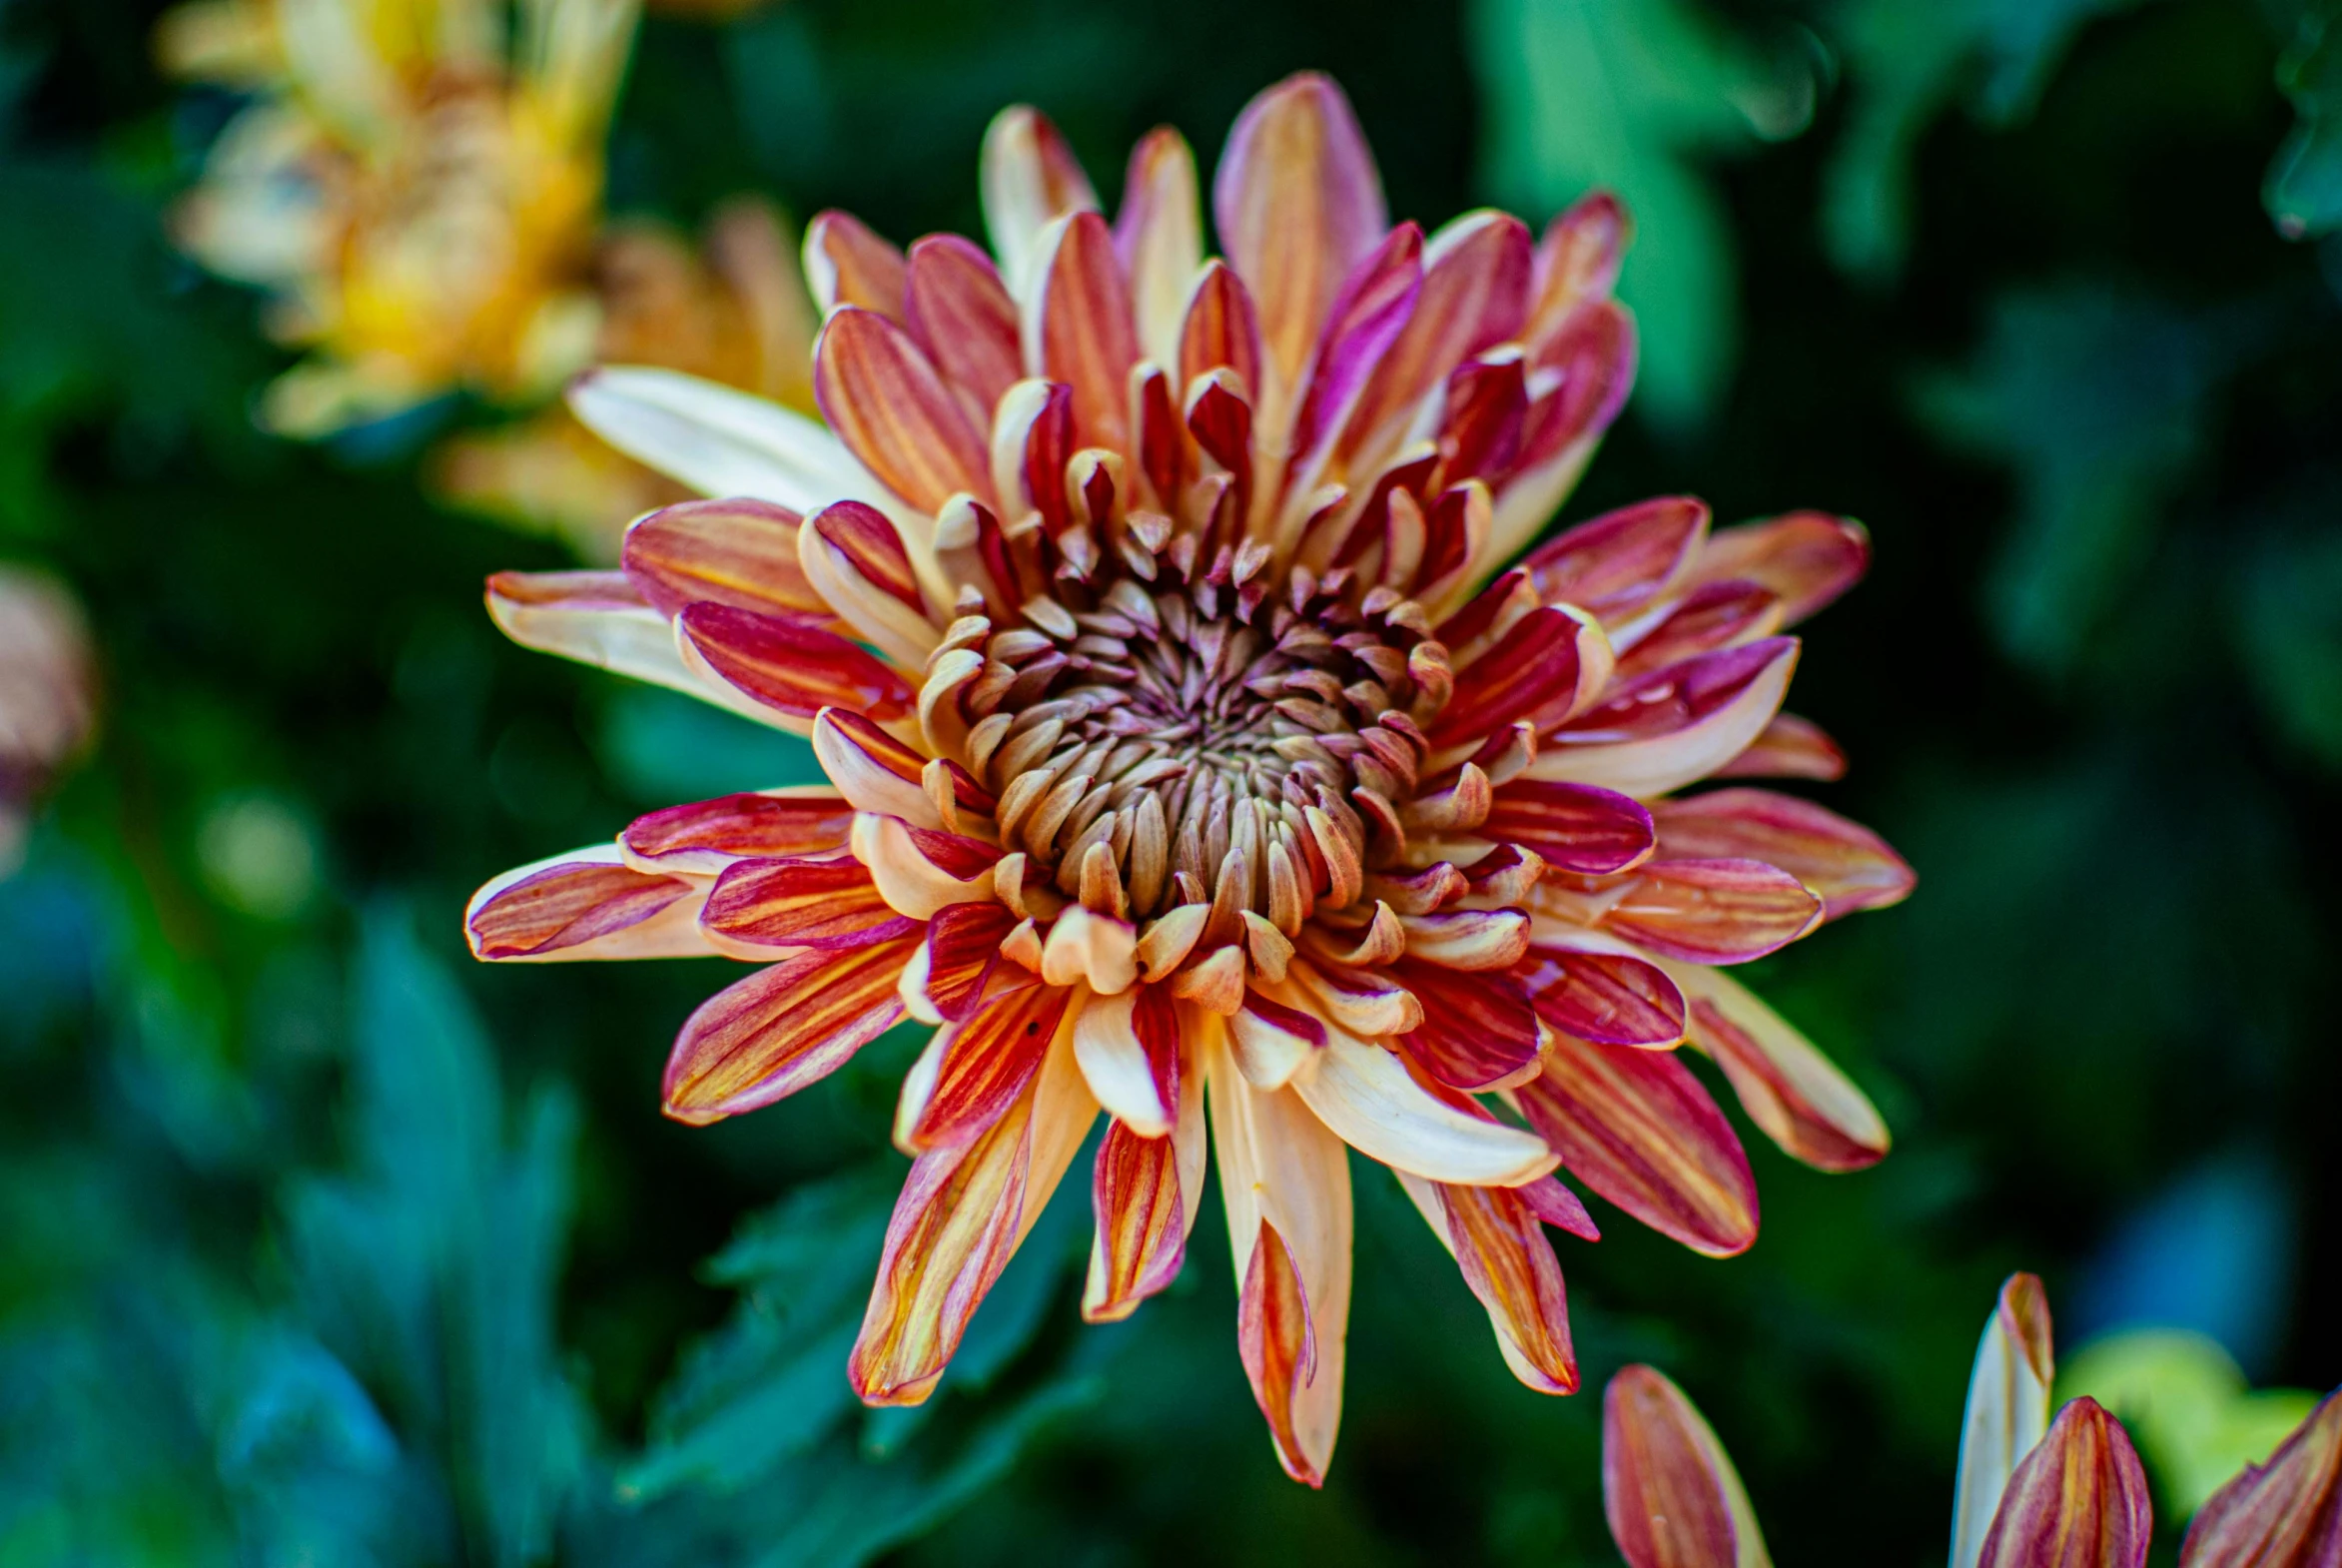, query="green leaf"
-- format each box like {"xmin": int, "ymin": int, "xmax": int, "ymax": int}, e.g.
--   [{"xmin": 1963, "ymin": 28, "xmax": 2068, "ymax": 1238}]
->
[
  {"xmin": 2235, "ymin": 521, "xmax": 2342, "ymax": 769},
  {"xmin": 2266, "ymin": 0, "xmax": 2342, "ymax": 238}
]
